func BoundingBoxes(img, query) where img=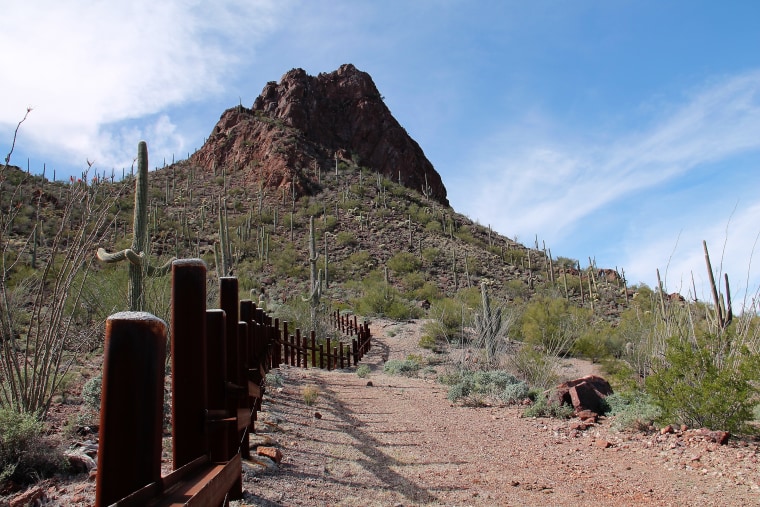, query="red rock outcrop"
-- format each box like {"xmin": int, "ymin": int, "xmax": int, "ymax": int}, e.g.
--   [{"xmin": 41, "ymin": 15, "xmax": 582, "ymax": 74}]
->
[
  {"xmin": 191, "ymin": 64, "xmax": 448, "ymax": 205},
  {"xmin": 550, "ymin": 375, "xmax": 613, "ymax": 415}
]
